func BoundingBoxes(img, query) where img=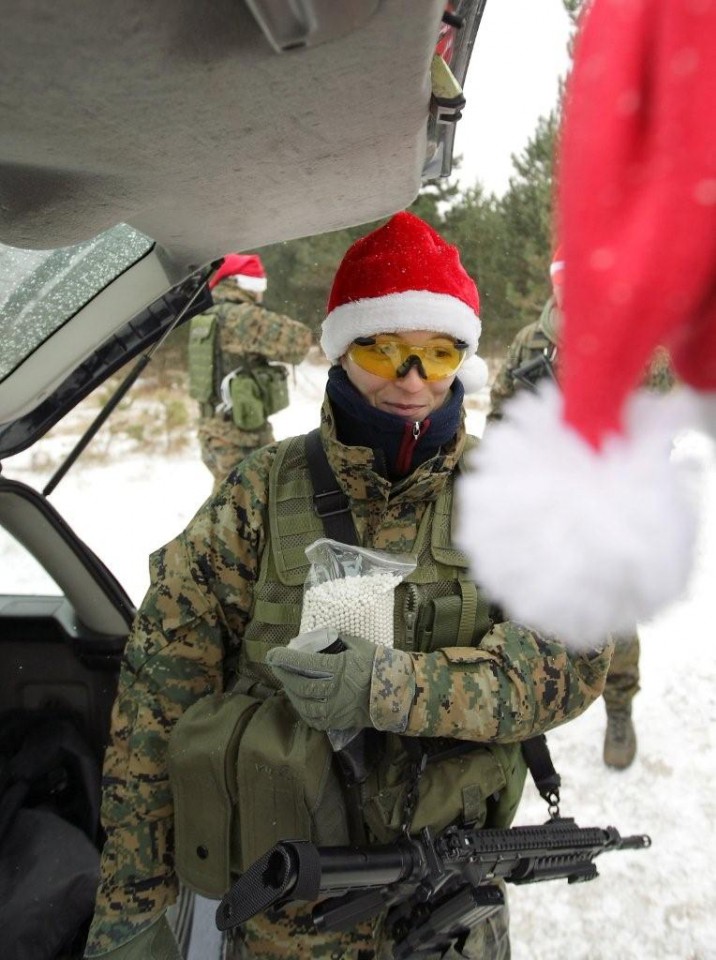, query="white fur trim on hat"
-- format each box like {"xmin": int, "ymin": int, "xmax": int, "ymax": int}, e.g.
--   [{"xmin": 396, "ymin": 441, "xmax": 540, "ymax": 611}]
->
[
  {"xmin": 232, "ymin": 274, "xmax": 267, "ymax": 293},
  {"xmin": 454, "ymin": 381, "xmax": 702, "ymax": 648},
  {"xmin": 458, "ymin": 355, "xmax": 489, "ymax": 394},
  {"xmin": 320, "ymin": 290, "xmax": 480, "ymax": 362}
]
